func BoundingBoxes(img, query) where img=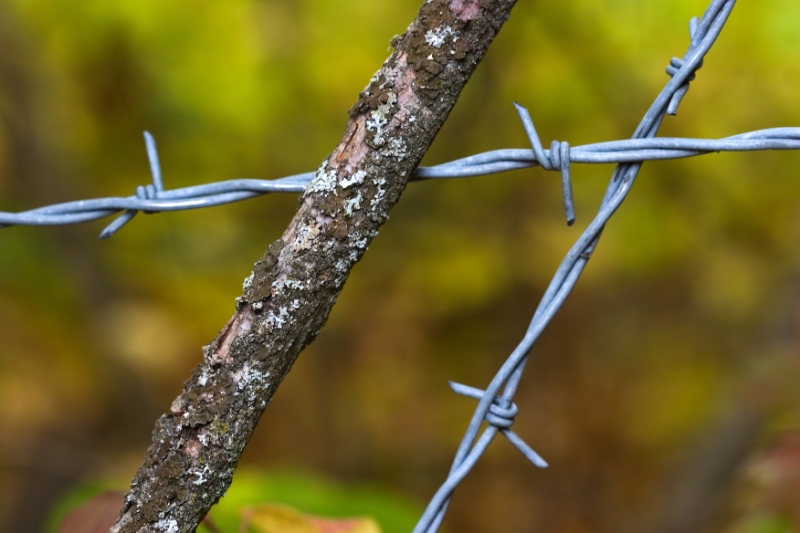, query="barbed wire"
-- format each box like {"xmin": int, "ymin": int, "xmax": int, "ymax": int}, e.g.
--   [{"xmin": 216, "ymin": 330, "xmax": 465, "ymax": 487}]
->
[
  {"xmin": 412, "ymin": 1, "xmax": 778, "ymax": 533},
  {"xmin": 1, "ymin": 0, "xmax": 796, "ymax": 531},
  {"xmin": 2, "ymin": 100, "xmax": 798, "ymax": 237}
]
